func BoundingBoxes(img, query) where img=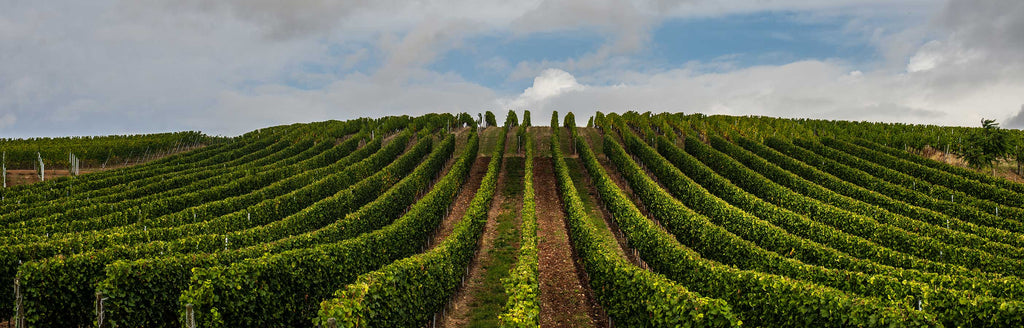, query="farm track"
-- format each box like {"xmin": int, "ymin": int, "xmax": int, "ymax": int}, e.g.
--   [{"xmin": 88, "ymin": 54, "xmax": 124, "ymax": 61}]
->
[
  {"xmin": 535, "ymin": 157, "xmax": 605, "ymax": 328},
  {"xmin": 439, "ymin": 154, "xmax": 522, "ymax": 328},
  {"xmin": 429, "ymin": 156, "xmax": 490, "ymax": 248}
]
